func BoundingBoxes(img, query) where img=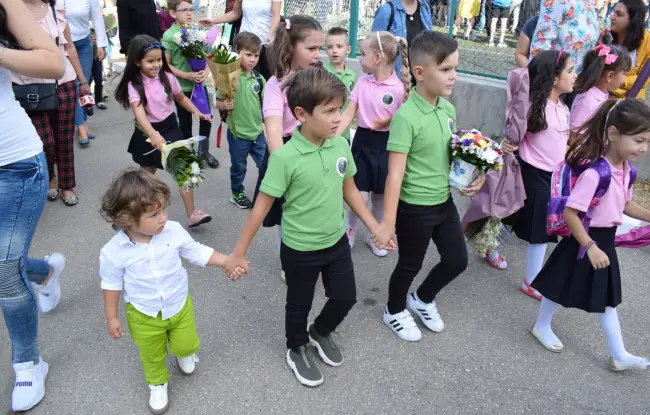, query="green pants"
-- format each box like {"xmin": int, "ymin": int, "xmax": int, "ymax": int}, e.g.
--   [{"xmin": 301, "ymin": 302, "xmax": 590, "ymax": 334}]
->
[{"xmin": 126, "ymin": 295, "xmax": 200, "ymax": 385}]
